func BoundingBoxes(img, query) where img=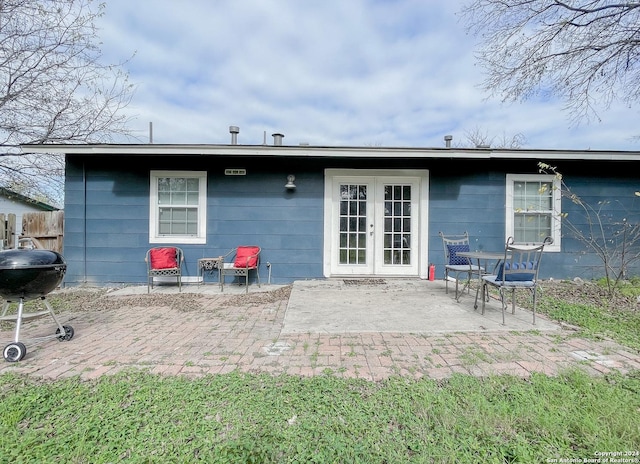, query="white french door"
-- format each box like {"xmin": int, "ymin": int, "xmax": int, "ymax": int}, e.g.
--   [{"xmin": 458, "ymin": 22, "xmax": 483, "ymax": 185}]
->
[{"xmin": 324, "ymin": 170, "xmax": 429, "ymax": 277}]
